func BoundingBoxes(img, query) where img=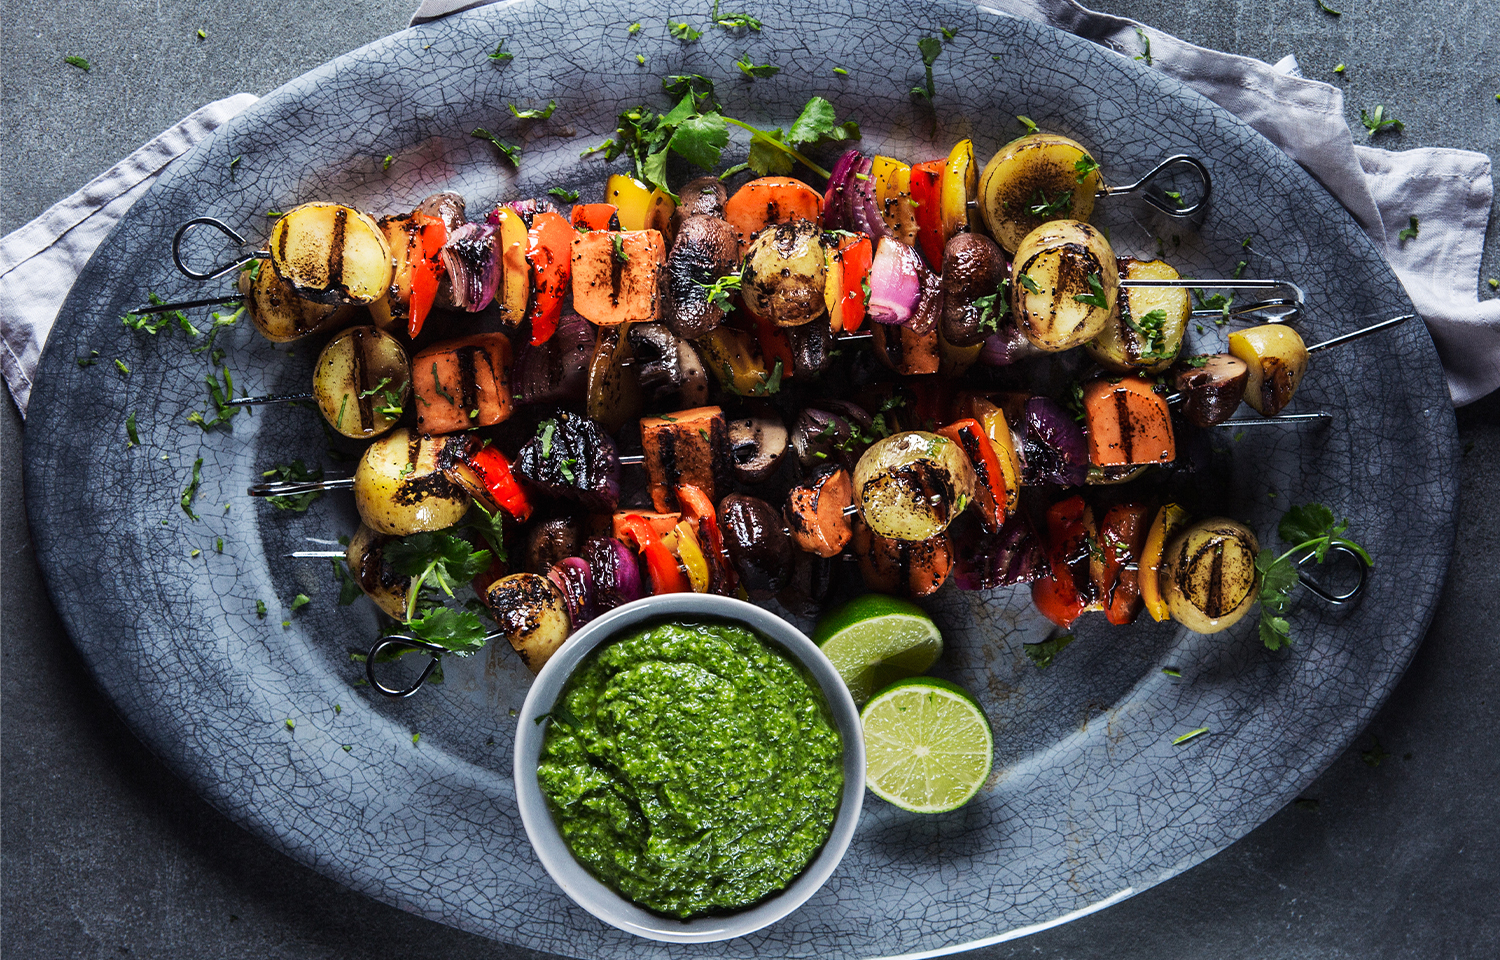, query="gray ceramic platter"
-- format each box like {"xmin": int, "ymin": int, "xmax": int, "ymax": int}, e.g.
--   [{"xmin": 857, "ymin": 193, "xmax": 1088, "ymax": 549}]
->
[{"xmin": 24, "ymin": 0, "xmax": 1458, "ymax": 957}]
